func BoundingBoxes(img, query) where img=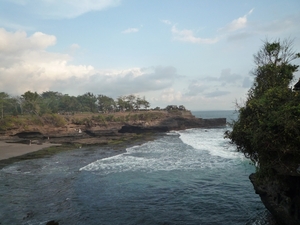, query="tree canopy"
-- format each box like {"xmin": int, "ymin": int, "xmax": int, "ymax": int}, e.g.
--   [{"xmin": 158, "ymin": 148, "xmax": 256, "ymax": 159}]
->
[
  {"xmin": 0, "ymin": 91, "xmax": 151, "ymax": 117},
  {"xmin": 225, "ymin": 39, "xmax": 300, "ymax": 175}
]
